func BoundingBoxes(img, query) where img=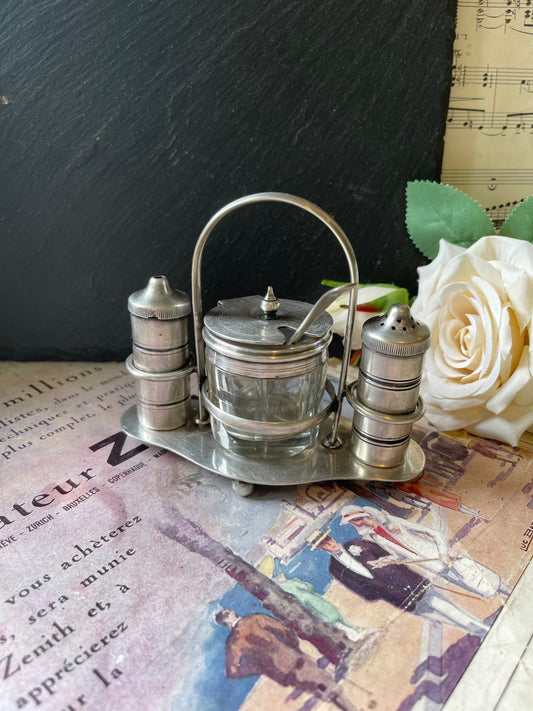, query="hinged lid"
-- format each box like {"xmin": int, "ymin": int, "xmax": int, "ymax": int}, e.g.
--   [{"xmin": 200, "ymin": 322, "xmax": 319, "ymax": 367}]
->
[
  {"xmin": 128, "ymin": 275, "xmax": 191, "ymax": 320},
  {"xmin": 362, "ymin": 303, "xmax": 430, "ymax": 357},
  {"xmin": 204, "ymin": 287, "xmax": 332, "ymax": 347}
]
